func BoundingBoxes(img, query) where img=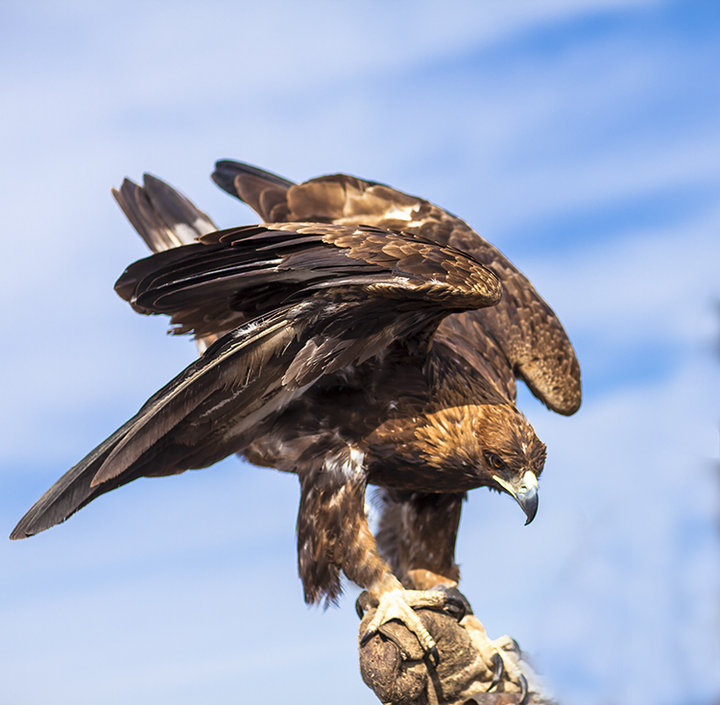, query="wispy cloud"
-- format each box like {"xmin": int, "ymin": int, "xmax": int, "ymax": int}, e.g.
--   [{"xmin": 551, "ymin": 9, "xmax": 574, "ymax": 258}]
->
[{"xmin": 1, "ymin": 2, "xmax": 718, "ymax": 705}]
